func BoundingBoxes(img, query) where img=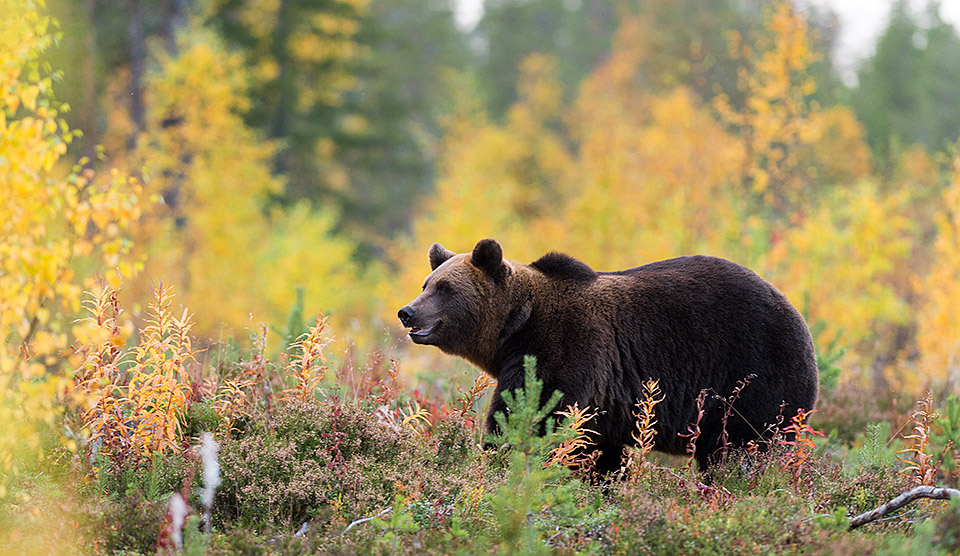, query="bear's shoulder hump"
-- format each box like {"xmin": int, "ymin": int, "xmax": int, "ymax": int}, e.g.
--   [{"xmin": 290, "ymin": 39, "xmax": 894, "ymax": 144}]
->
[{"xmin": 530, "ymin": 252, "xmax": 598, "ymax": 282}]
